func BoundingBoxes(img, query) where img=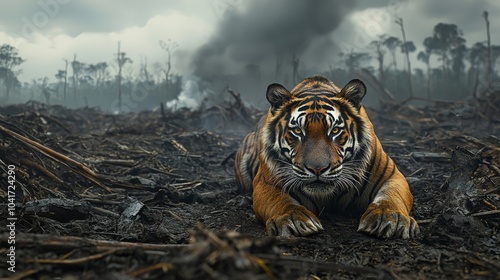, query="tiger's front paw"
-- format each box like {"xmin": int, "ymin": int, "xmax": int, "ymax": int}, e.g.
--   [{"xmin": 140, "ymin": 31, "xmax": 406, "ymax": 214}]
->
[
  {"xmin": 265, "ymin": 205, "xmax": 323, "ymax": 237},
  {"xmin": 358, "ymin": 201, "xmax": 420, "ymax": 239}
]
